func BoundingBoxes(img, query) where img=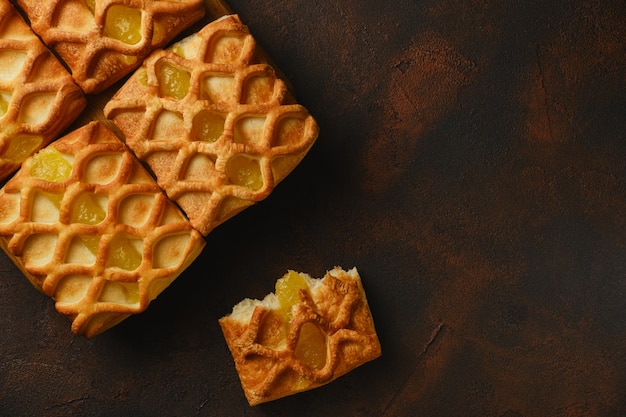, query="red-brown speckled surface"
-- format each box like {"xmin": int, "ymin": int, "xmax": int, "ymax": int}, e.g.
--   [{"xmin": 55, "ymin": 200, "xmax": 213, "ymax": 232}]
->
[{"xmin": 1, "ymin": 0, "xmax": 625, "ymax": 416}]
